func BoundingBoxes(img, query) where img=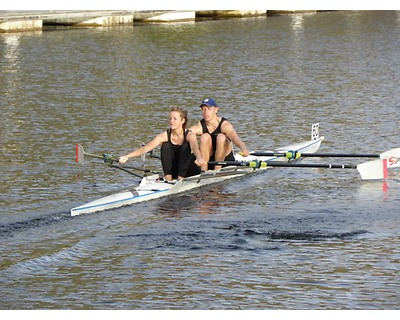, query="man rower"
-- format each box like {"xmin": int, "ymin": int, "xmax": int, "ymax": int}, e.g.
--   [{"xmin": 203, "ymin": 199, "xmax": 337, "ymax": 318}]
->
[{"xmin": 189, "ymin": 98, "xmax": 250, "ymax": 171}]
